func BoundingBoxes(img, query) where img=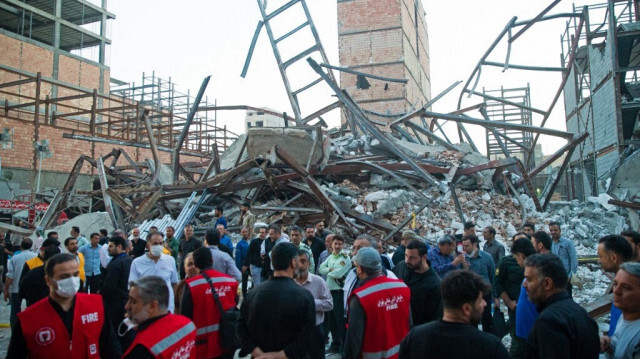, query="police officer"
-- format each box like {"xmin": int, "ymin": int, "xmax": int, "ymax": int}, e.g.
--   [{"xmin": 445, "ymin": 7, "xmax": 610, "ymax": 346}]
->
[
  {"xmin": 344, "ymin": 247, "xmax": 411, "ymax": 359},
  {"xmin": 123, "ymin": 276, "xmax": 196, "ymax": 358},
  {"xmin": 180, "ymin": 247, "xmax": 239, "ymax": 359},
  {"xmin": 7, "ymin": 253, "xmax": 121, "ymax": 358}
]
